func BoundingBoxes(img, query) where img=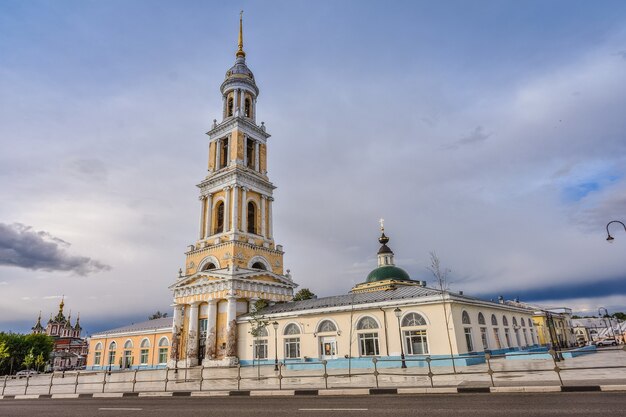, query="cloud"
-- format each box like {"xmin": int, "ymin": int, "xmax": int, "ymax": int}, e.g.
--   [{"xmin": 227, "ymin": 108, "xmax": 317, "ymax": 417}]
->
[
  {"xmin": 615, "ymin": 50, "xmax": 626, "ymax": 60},
  {"xmin": 0, "ymin": 223, "xmax": 111, "ymax": 275},
  {"xmin": 444, "ymin": 126, "xmax": 492, "ymax": 150}
]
